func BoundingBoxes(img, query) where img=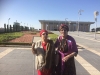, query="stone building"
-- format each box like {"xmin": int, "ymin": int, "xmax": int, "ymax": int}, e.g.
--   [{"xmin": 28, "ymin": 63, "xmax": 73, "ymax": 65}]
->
[{"xmin": 39, "ymin": 20, "xmax": 94, "ymax": 32}]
